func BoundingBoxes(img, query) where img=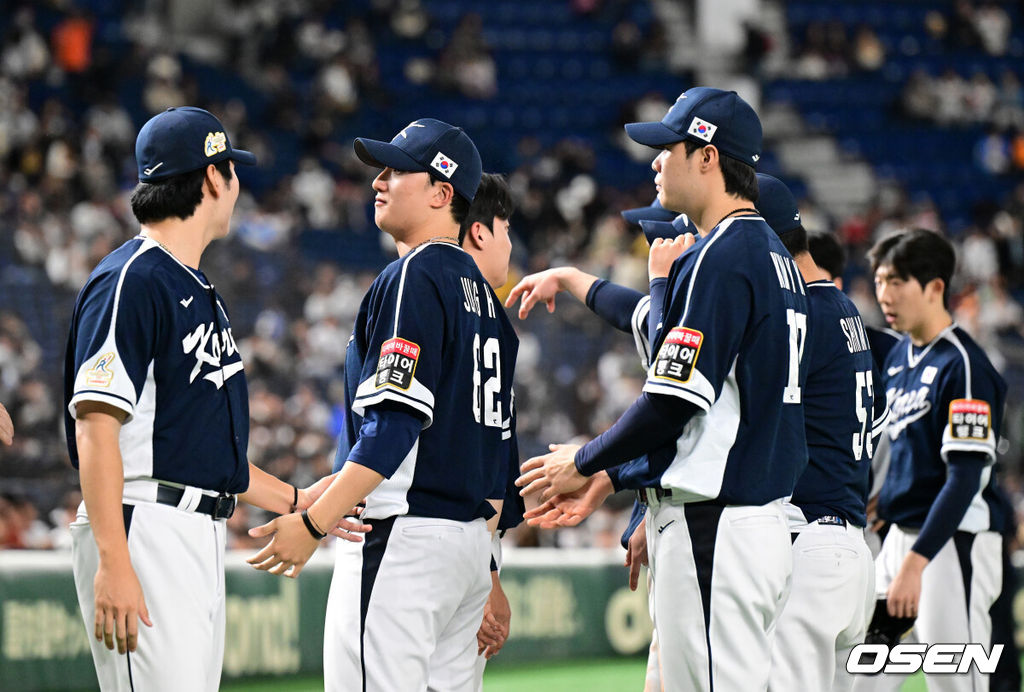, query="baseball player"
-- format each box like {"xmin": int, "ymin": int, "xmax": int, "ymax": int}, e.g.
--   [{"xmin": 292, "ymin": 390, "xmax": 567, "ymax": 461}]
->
[
  {"xmin": 806, "ymin": 229, "xmax": 900, "ymax": 556},
  {"xmin": 449, "ymin": 172, "xmax": 523, "ymax": 686},
  {"xmin": 247, "ymin": 120, "xmax": 519, "ymax": 692},
  {"xmin": 508, "ymin": 207, "xmax": 696, "ymax": 692},
  {"xmin": 64, "ymin": 107, "xmax": 360, "ymax": 691},
  {"xmin": 755, "ymin": 174, "xmax": 889, "ymax": 692},
  {"xmin": 517, "ymin": 87, "xmax": 810, "ymax": 691},
  {"xmin": 855, "ymin": 229, "xmax": 1008, "ymax": 692}
]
